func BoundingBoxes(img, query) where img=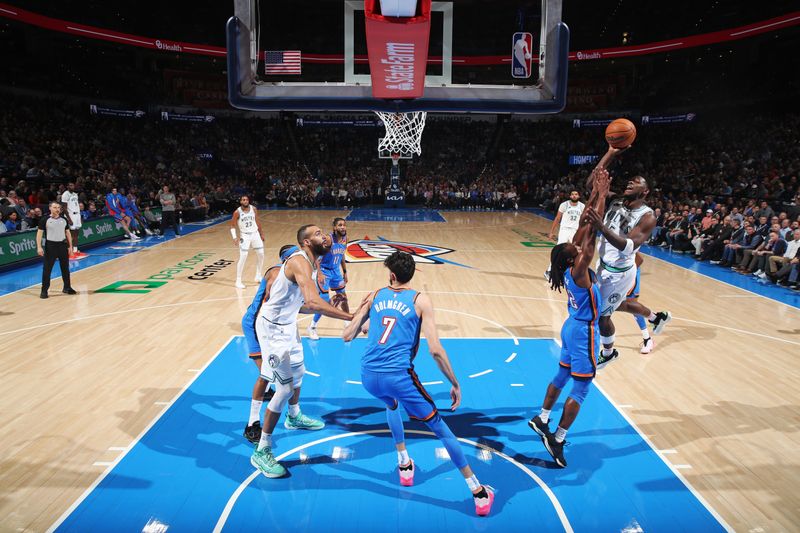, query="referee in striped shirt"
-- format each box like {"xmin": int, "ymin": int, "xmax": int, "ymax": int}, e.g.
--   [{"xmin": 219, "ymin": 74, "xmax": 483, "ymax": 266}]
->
[{"xmin": 36, "ymin": 201, "xmax": 77, "ymax": 299}]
